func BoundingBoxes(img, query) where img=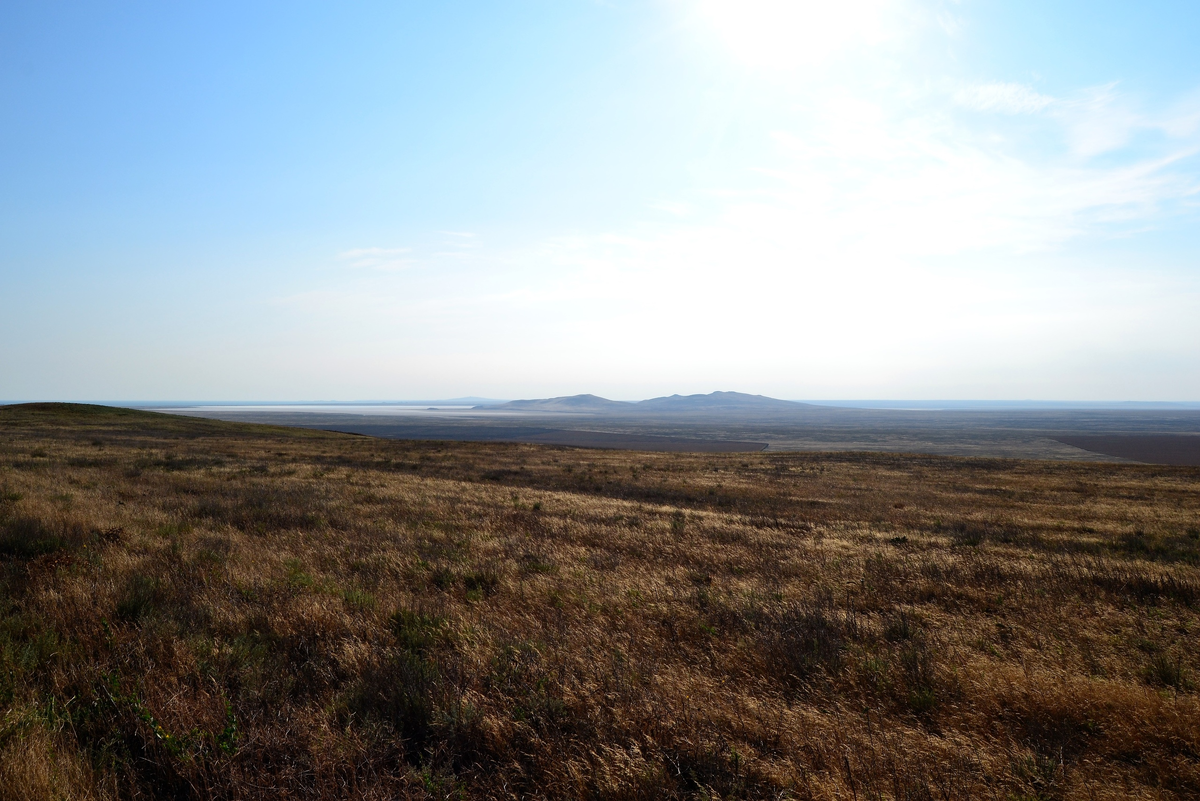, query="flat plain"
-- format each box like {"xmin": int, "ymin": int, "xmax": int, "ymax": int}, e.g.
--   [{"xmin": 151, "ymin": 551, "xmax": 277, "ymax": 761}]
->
[
  {"xmin": 157, "ymin": 401, "xmax": 1200, "ymax": 463},
  {"xmin": 1, "ymin": 403, "xmax": 1199, "ymax": 799}
]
